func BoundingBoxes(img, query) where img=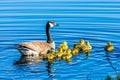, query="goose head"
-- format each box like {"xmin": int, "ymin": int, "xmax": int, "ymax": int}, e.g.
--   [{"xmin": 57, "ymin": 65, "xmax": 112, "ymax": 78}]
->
[{"xmin": 47, "ymin": 21, "xmax": 59, "ymax": 28}]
